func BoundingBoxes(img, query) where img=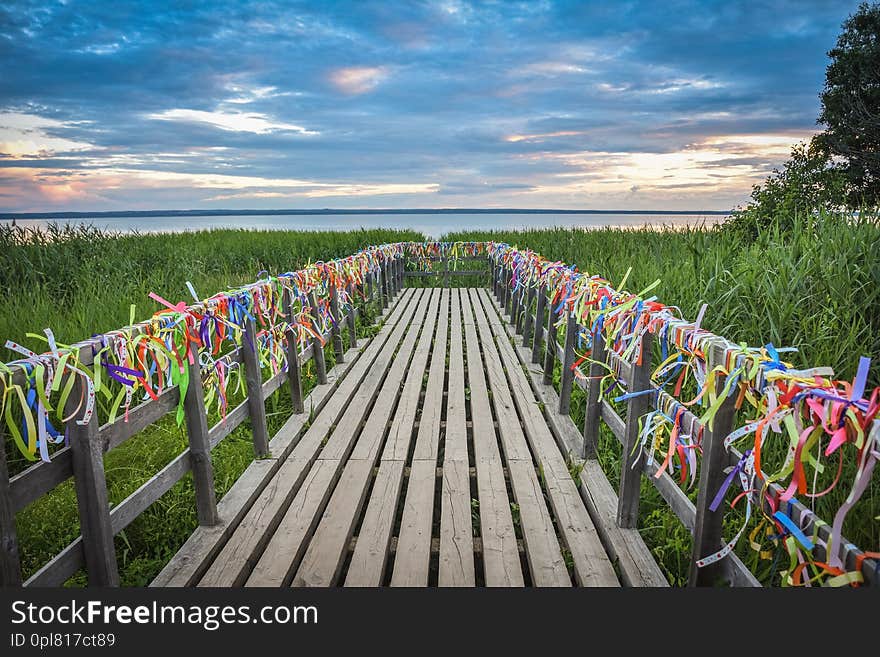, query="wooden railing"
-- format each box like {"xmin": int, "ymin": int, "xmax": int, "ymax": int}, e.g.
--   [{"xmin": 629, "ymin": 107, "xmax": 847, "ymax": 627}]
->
[
  {"xmin": 0, "ymin": 258, "xmax": 405, "ymax": 587},
  {"xmin": 489, "ymin": 253, "xmax": 878, "ymax": 587}
]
